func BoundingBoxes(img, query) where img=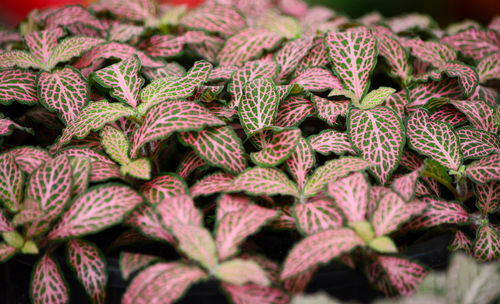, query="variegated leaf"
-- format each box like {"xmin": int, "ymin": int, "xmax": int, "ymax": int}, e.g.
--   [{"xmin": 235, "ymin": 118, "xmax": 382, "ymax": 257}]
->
[
  {"xmin": 221, "ymin": 283, "xmax": 289, "ymax": 304},
  {"xmin": 31, "ymin": 253, "xmax": 69, "ymax": 304},
  {"xmin": 230, "ymin": 167, "xmax": 300, "ymax": 198},
  {"xmin": 451, "ymin": 99, "xmax": 498, "ymax": 134},
  {"xmin": 38, "ymin": 67, "xmax": 88, "ymax": 124},
  {"xmin": 171, "ymin": 224, "xmax": 217, "ymax": 270},
  {"xmin": 294, "ymin": 199, "xmax": 343, "ymax": 235},
  {"xmin": 325, "ymin": 28, "xmax": 377, "ymax": 102},
  {"xmin": 179, "ymin": 126, "xmax": 246, "ymax": 175},
  {"xmin": 374, "ymin": 31, "xmax": 411, "ymax": 82},
  {"xmin": 67, "ymin": 239, "xmax": 107, "ymax": 304},
  {"xmin": 477, "ymin": 53, "xmax": 500, "ymax": 83},
  {"xmin": 275, "ymin": 96, "xmax": 315, "ymax": 128},
  {"xmin": 291, "ymin": 67, "xmax": 343, "ymax": 92},
  {"xmin": 122, "ymin": 262, "xmax": 206, "ymax": 304},
  {"xmin": 120, "ymin": 252, "xmax": 161, "ymax": 280},
  {"xmin": 156, "ymin": 195, "xmax": 202, "ymax": 229},
  {"xmin": 0, "ymin": 209, "xmax": 13, "ymax": 232},
  {"xmin": 251, "ymin": 128, "xmax": 301, "ymax": 167},
  {"xmin": 308, "ymin": 130, "xmax": 355, "ymax": 156},
  {"xmin": 239, "ymin": 78, "xmax": 279, "ymax": 135},
  {"xmin": 406, "ymin": 108, "xmax": 462, "ymax": 171},
  {"xmin": 448, "ymin": 230, "xmax": 472, "ymax": 253},
  {"xmin": 47, "ymin": 36, "xmax": 105, "ymax": 70},
  {"xmin": 0, "ymin": 69, "xmax": 38, "ymax": 105},
  {"xmin": 216, "ymin": 204, "xmax": 278, "ymax": 261},
  {"xmin": 441, "ymin": 28, "xmax": 500, "ymax": 60},
  {"xmin": 297, "ymin": 37, "xmax": 329, "ymax": 70},
  {"xmin": 227, "ymin": 60, "xmax": 278, "ymax": 108},
  {"xmin": 217, "ymin": 28, "xmax": 282, "ymax": 66},
  {"xmin": 281, "ymin": 228, "xmax": 363, "ymax": 279},
  {"xmin": 472, "ymin": 224, "xmax": 500, "ymax": 261},
  {"xmin": 407, "ymin": 38, "xmax": 457, "ymax": 68},
  {"xmin": 286, "ymin": 137, "xmax": 315, "ymax": 190},
  {"xmin": 0, "ymin": 243, "xmax": 16, "ymax": 262},
  {"xmin": 372, "ymin": 191, "xmax": 423, "ymax": 236},
  {"xmin": 407, "ymin": 78, "xmax": 463, "ymax": 108},
  {"xmin": 124, "ymin": 205, "xmax": 174, "ymax": 244},
  {"xmin": 303, "ymin": 157, "xmax": 371, "ymax": 198},
  {"xmin": 457, "ymin": 128, "xmax": 500, "ymax": 160},
  {"xmin": 131, "ymin": 100, "xmax": 224, "ymax": 158},
  {"xmin": 464, "ymin": 154, "xmax": 500, "ymax": 183},
  {"xmin": 190, "ymin": 172, "xmax": 234, "ymax": 197},
  {"xmin": 474, "ymin": 181, "xmax": 500, "ymax": 214},
  {"xmin": 108, "ymin": 23, "xmax": 144, "ymax": 43},
  {"xmin": 0, "ymin": 50, "xmax": 43, "ymax": 70},
  {"xmin": 24, "ymin": 28, "xmax": 63, "ymax": 66},
  {"xmin": 138, "ymin": 60, "xmax": 213, "ymax": 115},
  {"xmin": 177, "ymin": 151, "xmax": 206, "ymax": 179},
  {"xmin": 0, "ymin": 153, "xmax": 23, "ymax": 212},
  {"xmin": 326, "ymin": 172, "xmax": 369, "ymax": 222},
  {"xmin": 45, "ymin": 5, "xmax": 105, "ymax": 32},
  {"xmin": 406, "ymin": 197, "xmax": 469, "ymax": 229},
  {"xmin": 179, "ymin": 4, "xmax": 246, "ymax": 37},
  {"xmin": 376, "ymin": 256, "xmax": 428, "ymax": 296},
  {"xmin": 140, "ymin": 173, "xmax": 187, "ymax": 204},
  {"xmin": 215, "ymin": 259, "xmax": 269, "ymax": 286},
  {"xmin": 52, "ymin": 100, "xmax": 136, "ymax": 151},
  {"xmin": 274, "ymin": 37, "xmax": 314, "ymax": 80},
  {"xmin": 140, "ymin": 35, "xmax": 184, "ymax": 58},
  {"xmin": 121, "ymin": 158, "xmax": 151, "ymax": 180},
  {"xmin": 92, "ymin": 55, "xmax": 143, "ymax": 109},
  {"xmin": 70, "ymin": 157, "xmax": 90, "ymax": 196},
  {"xmin": 359, "ymin": 87, "xmax": 396, "ymax": 110},
  {"xmin": 311, "ymin": 94, "xmax": 349, "ymax": 126},
  {"xmin": 48, "ymin": 184, "xmax": 143, "ymax": 239},
  {"xmin": 430, "ymin": 104, "xmax": 468, "ymax": 127},
  {"xmin": 391, "ymin": 169, "xmax": 421, "ymax": 202},
  {"xmin": 100, "ymin": 125, "xmax": 130, "ymax": 165},
  {"xmin": 0, "ymin": 117, "xmax": 32, "ymax": 136},
  {"xmin": 348, "ymin": 106, "xmax": 404, "ymax": 184}
]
